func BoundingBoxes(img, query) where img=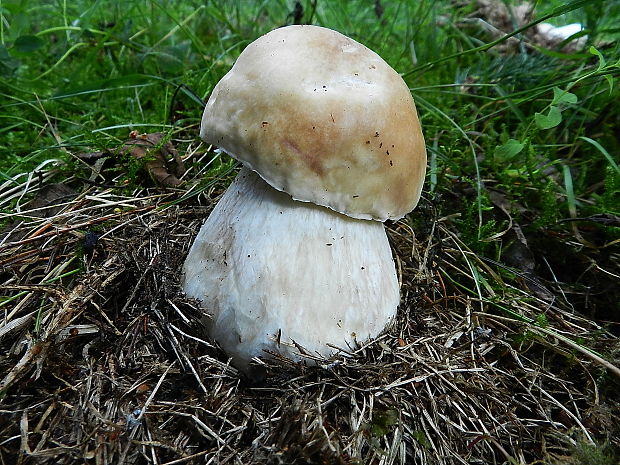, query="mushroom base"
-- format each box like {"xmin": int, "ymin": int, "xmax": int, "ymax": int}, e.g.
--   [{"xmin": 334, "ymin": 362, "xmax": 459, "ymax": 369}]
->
[{"xmin": 182, "ymin": 167, "xmax": 400, "ymax": 374}]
